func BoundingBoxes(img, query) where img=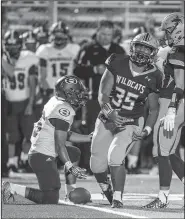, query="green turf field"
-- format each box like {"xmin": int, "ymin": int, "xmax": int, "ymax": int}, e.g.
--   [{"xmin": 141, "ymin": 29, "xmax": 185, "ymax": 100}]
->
[{"xmin": 2, "ymin": 172, "xmax": 184, "ymax": 218}]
